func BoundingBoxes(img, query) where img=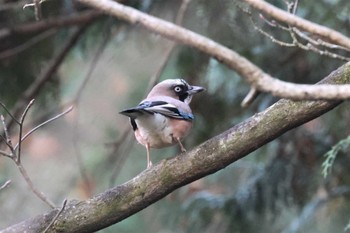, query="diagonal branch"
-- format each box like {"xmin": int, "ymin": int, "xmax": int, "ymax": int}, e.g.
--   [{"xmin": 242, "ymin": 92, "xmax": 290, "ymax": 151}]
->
[
  {"xmin": 0, "ymin": 10, "xmax": 103, "ymax": 40},
  {"xmin": 76, "ymin": 0, "xmax": 350, "ymax": 100},
  {"xmin": 14, "ymin": 106, "xmax": 73, "ymax": 150},
  {"xmin": 3, "ymin": 24, "xmax": 89, "ymax": 135},
  {"xmin": 16, "ymin": 163, "xmax": 56, "ymax": 208},
  {"xmin": 243, "ymin": 0, "xmax": 350, "ymax": 50},
  {"xmin": 3, "ymin": 59, "xmax": 350, "ymax": 233},
  {"xmin": 17, "ymin": 99, "xmax": 35, "ymax": 164},
  {"xmin": 0, "ymin": 101, "xmax": 72, "ymax": 208}
]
